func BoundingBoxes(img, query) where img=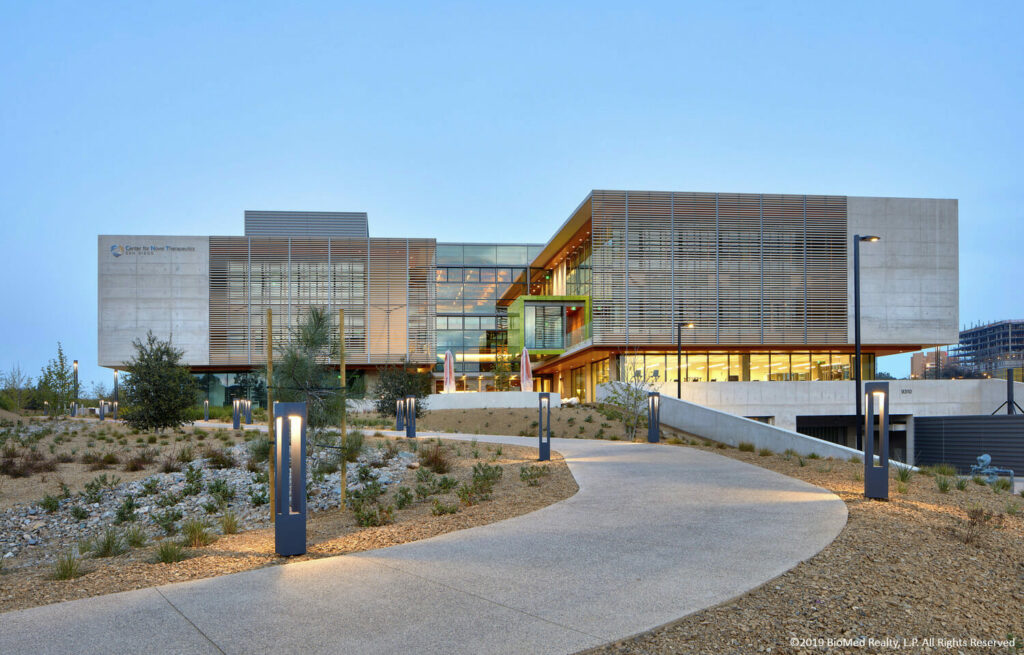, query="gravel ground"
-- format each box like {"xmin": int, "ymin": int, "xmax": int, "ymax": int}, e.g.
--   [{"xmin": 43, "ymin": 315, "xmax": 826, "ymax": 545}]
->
[
  {"xmin": 580, "ymin": 439, "xmax": 1024, "ymax": 655},
  {"xmin": 0, "ymin": 436, "xmax": 576, "ymax": 613}
]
